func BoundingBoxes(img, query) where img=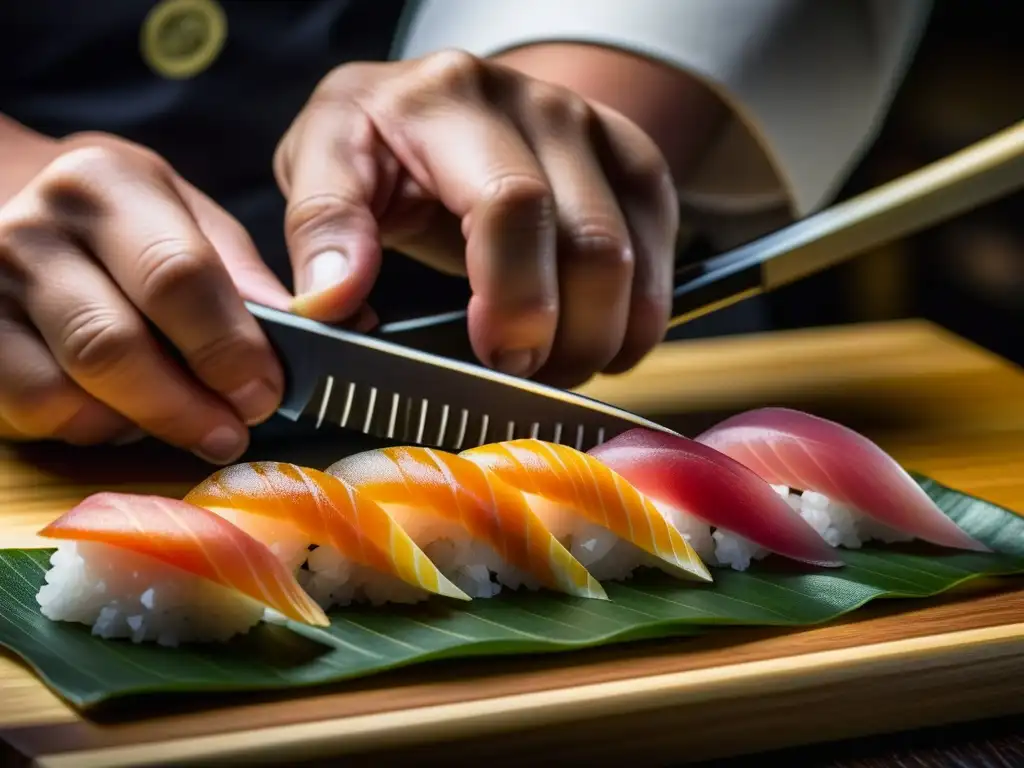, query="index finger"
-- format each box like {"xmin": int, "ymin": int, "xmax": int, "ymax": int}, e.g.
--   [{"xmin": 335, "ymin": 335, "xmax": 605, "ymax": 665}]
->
[{"xmin": 373, "ymin": 62, "xmax": 561, "ymax": 375}]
